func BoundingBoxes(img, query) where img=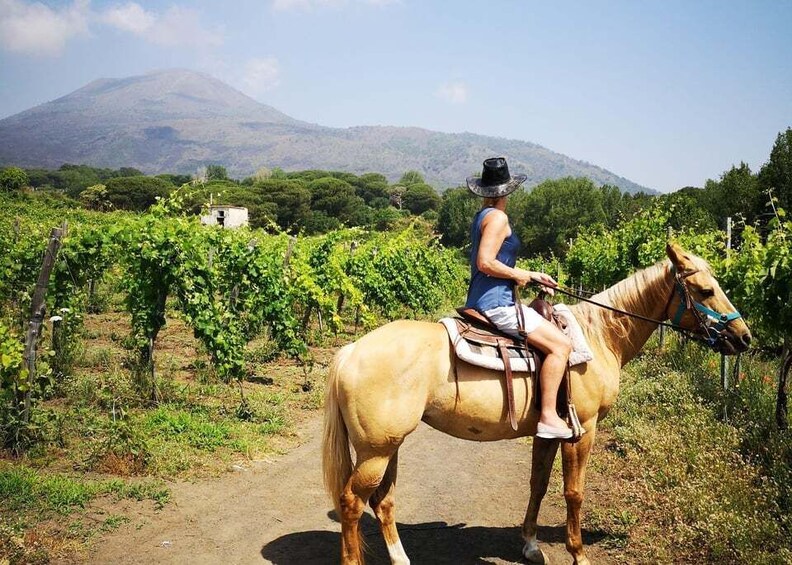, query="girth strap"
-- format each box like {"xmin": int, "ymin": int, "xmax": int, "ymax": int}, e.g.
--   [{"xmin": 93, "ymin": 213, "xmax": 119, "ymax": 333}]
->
[{"xmin": 497, "ymin": 342, "xmax": 519, "ymax": 431}]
